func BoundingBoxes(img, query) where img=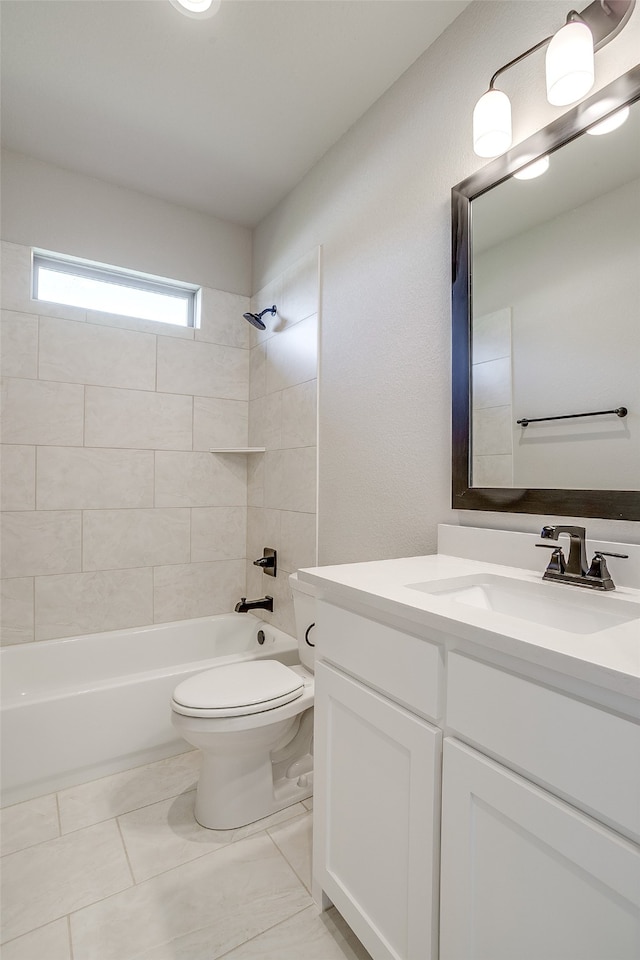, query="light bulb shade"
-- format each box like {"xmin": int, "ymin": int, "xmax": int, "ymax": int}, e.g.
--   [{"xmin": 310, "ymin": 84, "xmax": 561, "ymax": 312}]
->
[
  {"xmin": 473, "ymin": 89, "xmax": 512, "ymax": 158},
  {"xmin": 513, "ymin": 155, "xmax": 550, "ymax": 180},
  {"xmin": 170, "ymin": 0, "xmax": 221, "ymax": 18},
  {"xmin": 586, "ymin": 105, "xmax": 630, "ymax": 135},
  {"xmin": 545, "ymin": 21, "xmax": 594, "ymax": 106}
]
